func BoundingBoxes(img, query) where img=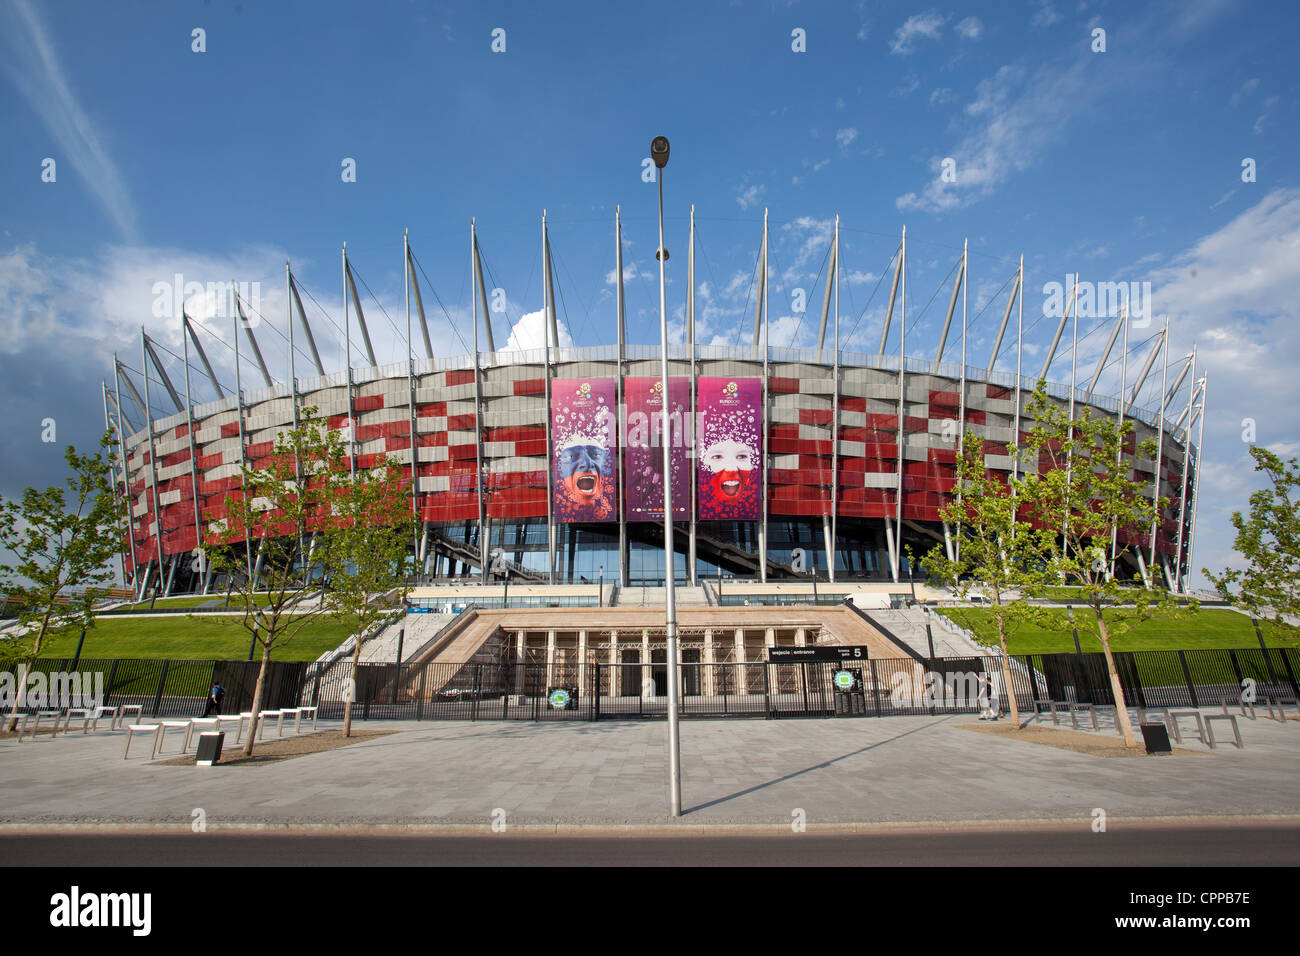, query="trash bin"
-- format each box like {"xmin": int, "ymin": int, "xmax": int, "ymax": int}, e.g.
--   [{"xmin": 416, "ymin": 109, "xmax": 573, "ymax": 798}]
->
[
  {"xmin": 1139, "ymin": 721, "xmax": 1172, "ymax": 755},
  {"xmin": 196, "ymin": 731, "xmax": 225, "ymax": 766}
]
